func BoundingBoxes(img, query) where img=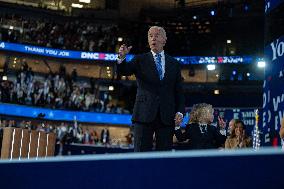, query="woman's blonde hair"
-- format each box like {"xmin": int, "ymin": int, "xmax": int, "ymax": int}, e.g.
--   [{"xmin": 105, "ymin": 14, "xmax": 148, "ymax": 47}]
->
[{"xmin": 189, "ymin": 103, "xmax": 214, "ymax": 124}]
